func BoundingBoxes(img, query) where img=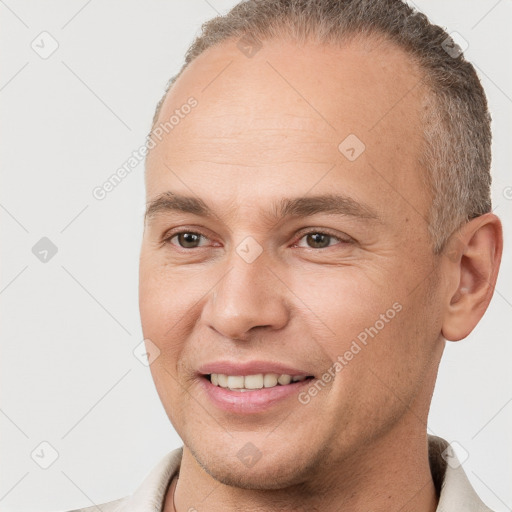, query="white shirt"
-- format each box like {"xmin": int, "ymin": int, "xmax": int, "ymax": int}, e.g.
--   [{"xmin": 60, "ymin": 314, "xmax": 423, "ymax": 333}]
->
[{"xmin": 66, "ymin": 435, "xmax": 494, "ymax": 512}]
